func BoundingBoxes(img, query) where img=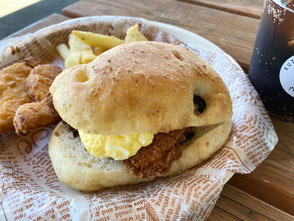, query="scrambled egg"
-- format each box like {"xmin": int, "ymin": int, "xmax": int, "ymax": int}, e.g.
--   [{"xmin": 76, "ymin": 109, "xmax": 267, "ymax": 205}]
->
[{"xmin": 79, "ymin": 130, "xmax": 154, "ymax": 160}]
